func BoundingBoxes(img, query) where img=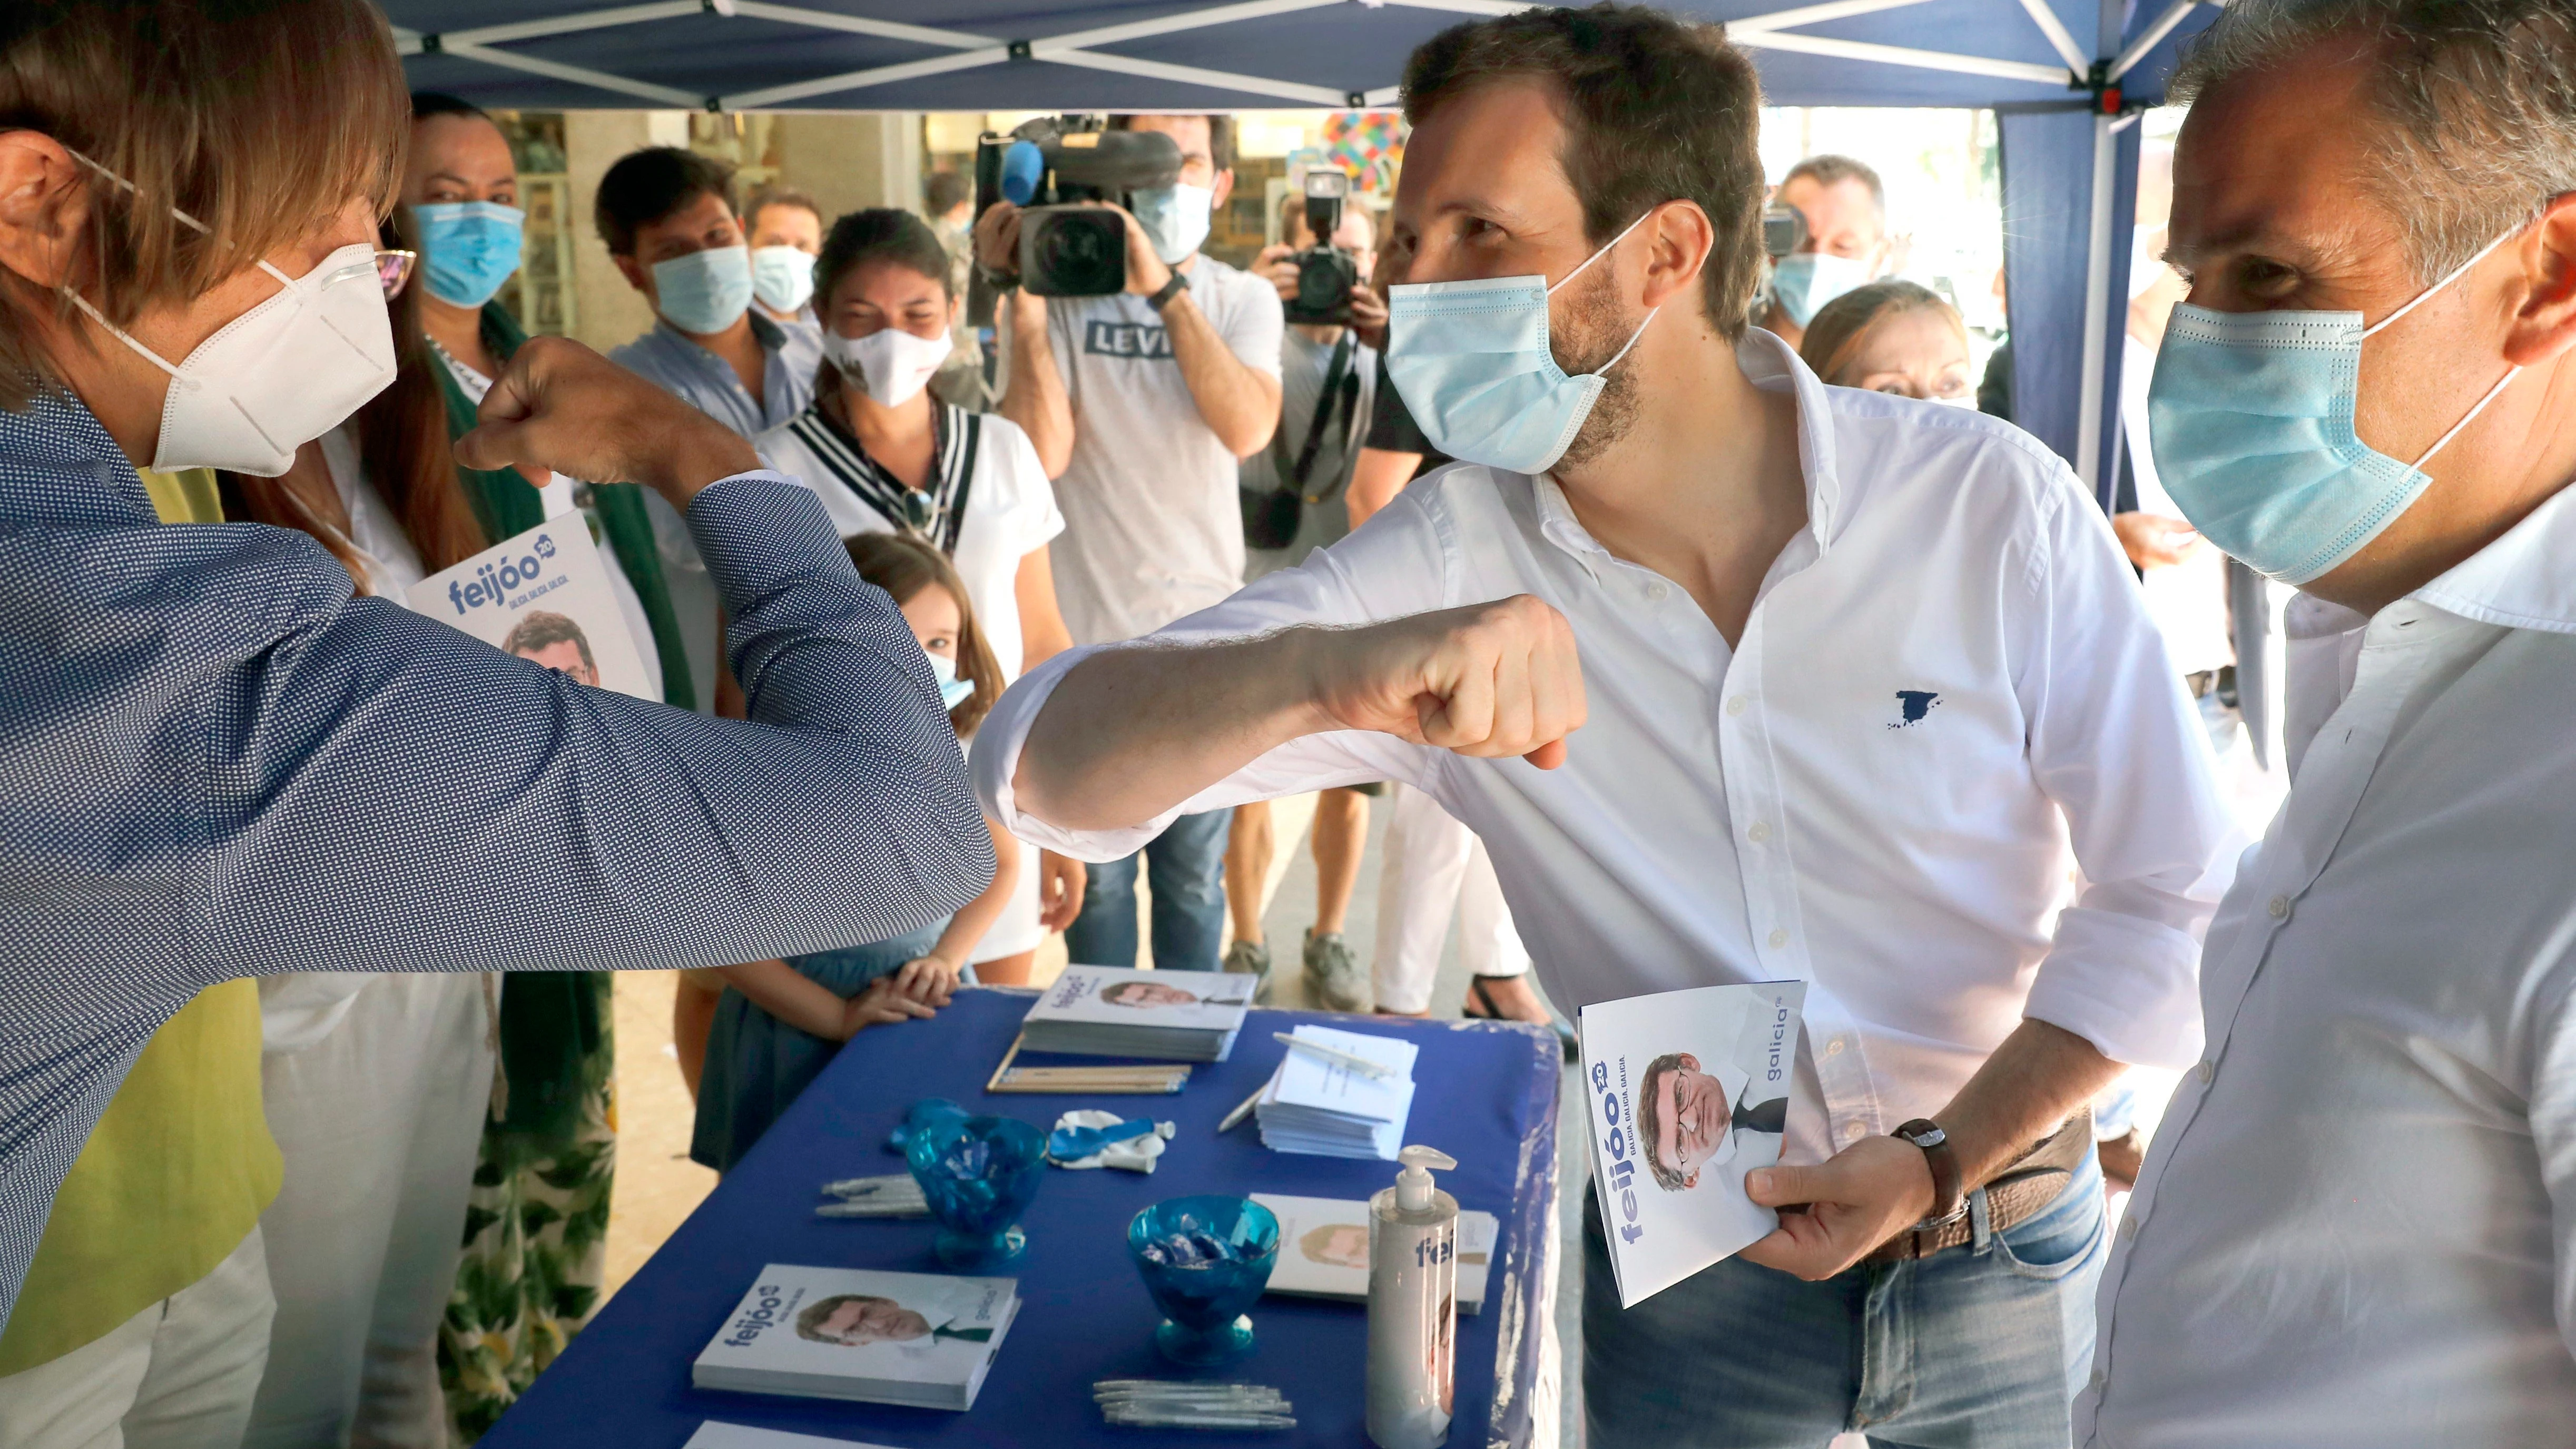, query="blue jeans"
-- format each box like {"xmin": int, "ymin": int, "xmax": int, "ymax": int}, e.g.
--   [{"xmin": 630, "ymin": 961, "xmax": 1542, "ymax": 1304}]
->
[
  {"xmin": 1583, "ymin": 1152, "xmax": 2107, "ymax": 1449},
  {"xmin": 1063, "ymin": 809, "xmax": 1232, "ymax": 971}
]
